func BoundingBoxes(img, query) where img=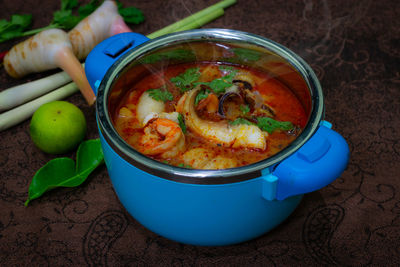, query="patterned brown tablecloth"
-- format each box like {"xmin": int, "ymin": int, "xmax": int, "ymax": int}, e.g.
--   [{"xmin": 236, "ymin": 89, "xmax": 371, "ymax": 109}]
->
[{"xmin": 1, "ymin": 0, "xmax": 399, "ymax": 266}]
